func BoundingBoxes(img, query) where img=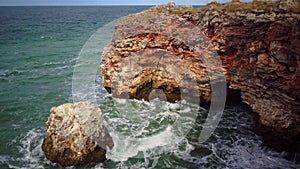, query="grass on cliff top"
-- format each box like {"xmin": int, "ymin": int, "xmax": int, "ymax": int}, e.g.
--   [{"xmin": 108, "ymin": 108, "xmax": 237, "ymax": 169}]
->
[
  {"xmin": 147, "ymin": 4, "xmax": 203, "ymax": 14},
  {"xmin": 149, "ymin": 0, "xmax": 299, "ymax": 14},
  {"xmin": 210, "ymin": 1, "xmax": 278, "ymax": 12}
]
